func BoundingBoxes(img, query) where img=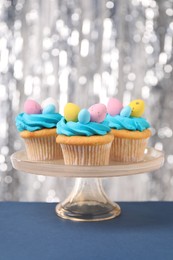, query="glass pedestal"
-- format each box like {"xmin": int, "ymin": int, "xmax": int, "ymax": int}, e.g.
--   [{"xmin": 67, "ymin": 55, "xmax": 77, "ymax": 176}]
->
[
  {"xmin": 56, "ymin": 178, "xmax": 121, "ymax": 221},
  {"xmin": 11, "ymin": 148, "xmax": 164, "ymax": 222}
]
